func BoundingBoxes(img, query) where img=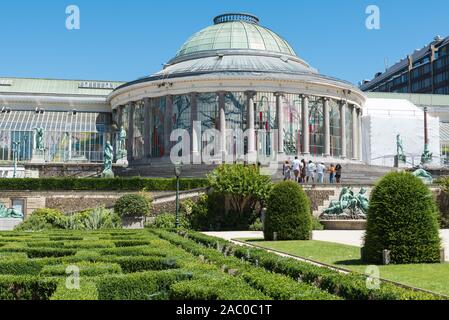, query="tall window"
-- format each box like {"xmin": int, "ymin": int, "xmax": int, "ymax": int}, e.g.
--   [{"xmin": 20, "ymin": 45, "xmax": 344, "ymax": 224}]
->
[
  {"xmin": 346, "ymin": 105, "xmax": 354, "ymax": 159},
  {"xmin": 330, "ymin": 100, "xmax": 342, "ymax": 157},
  {"xmin": 133, "ymin": 101, "xmax": 145, "ymax": 160},
  {"xmin": 309, "ymin": 96, "xmax": 324, "ymax": 156},
  {"xmin": 282, "ymin": 94, "xmax": 301, "ymax": 155}
]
